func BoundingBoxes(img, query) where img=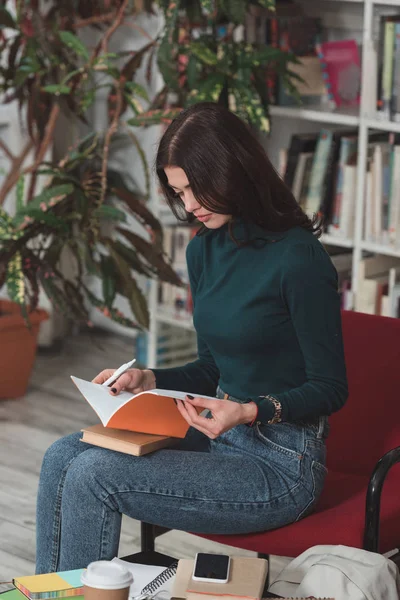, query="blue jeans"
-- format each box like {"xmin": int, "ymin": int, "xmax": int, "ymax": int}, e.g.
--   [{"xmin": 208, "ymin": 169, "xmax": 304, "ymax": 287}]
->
[{"xmin": 36, "ymin": 387, "xmax": 328, "ymax": 573}]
